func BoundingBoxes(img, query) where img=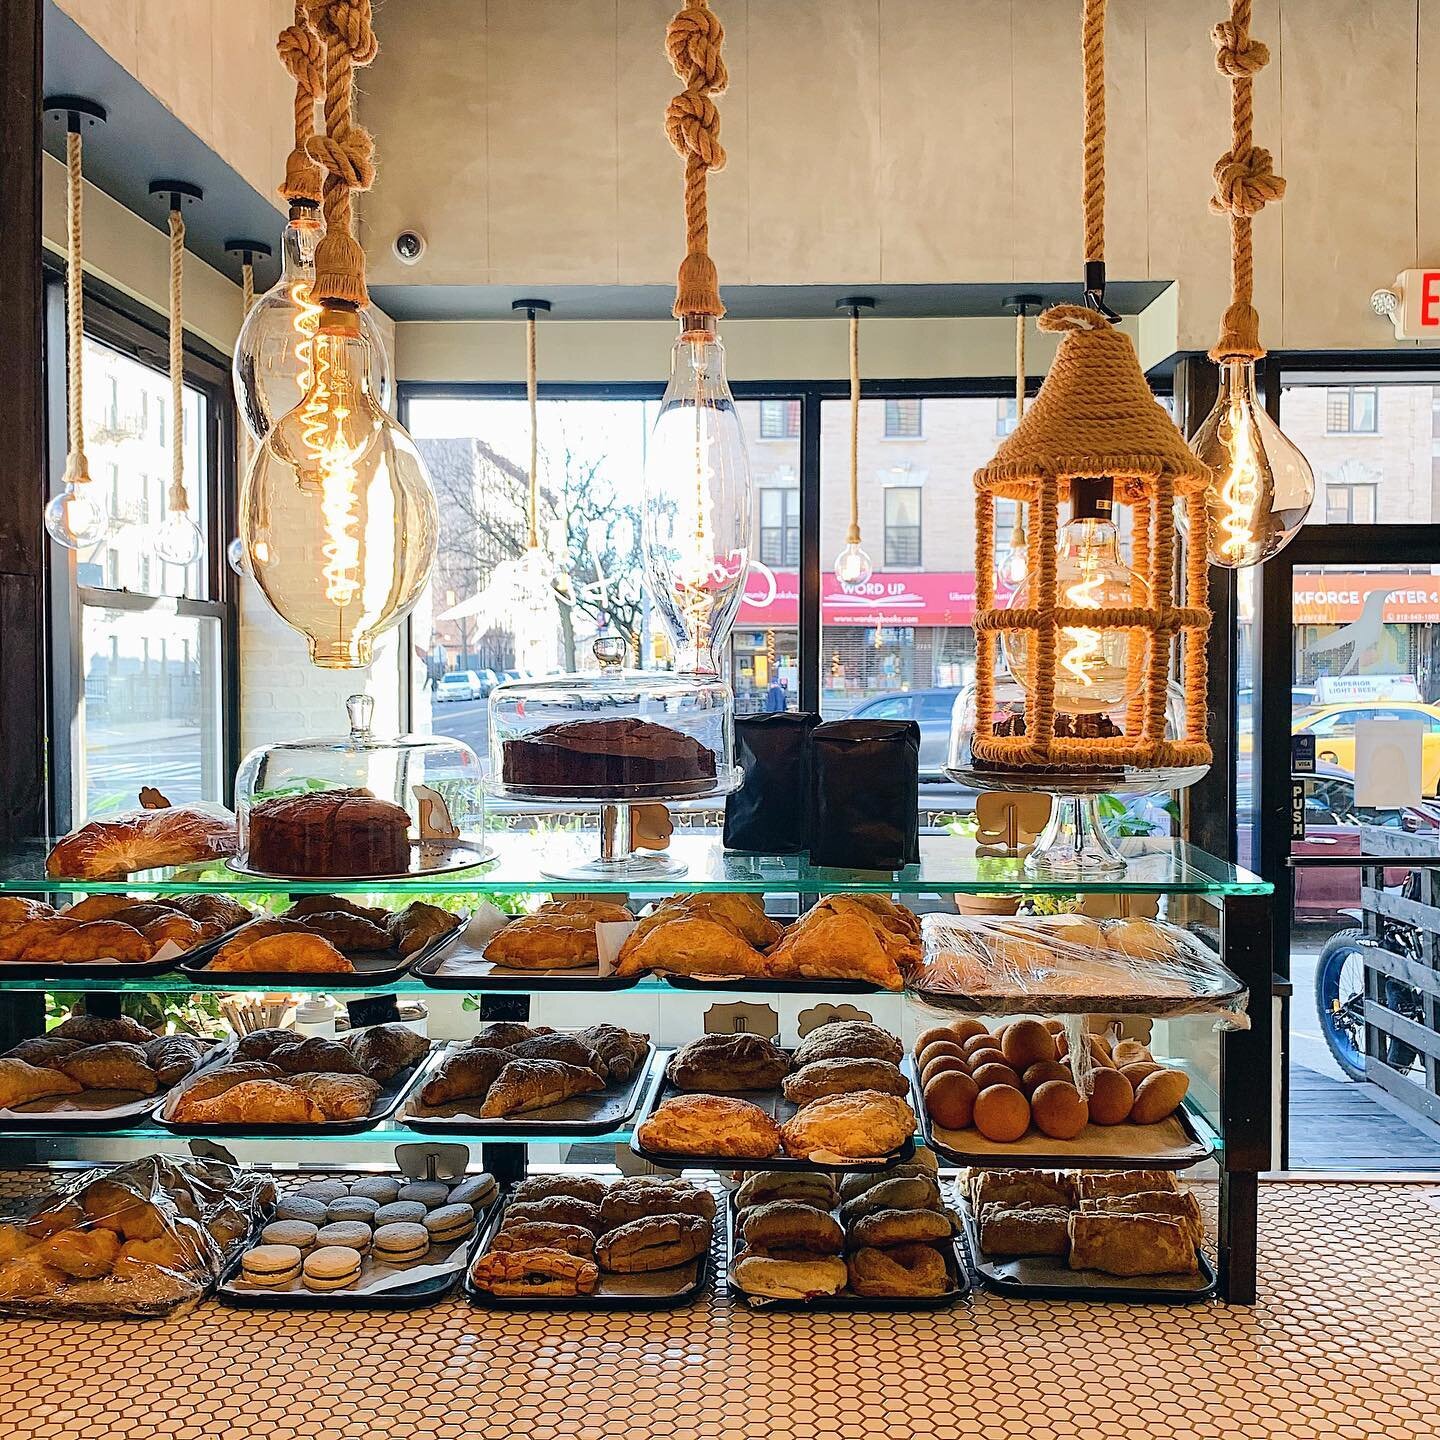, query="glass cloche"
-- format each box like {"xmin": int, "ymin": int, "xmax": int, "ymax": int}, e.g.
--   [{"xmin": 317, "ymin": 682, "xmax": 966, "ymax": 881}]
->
[{"xmin": 233, "ymin": 694, "xmax": 490, "ymax": 879}]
